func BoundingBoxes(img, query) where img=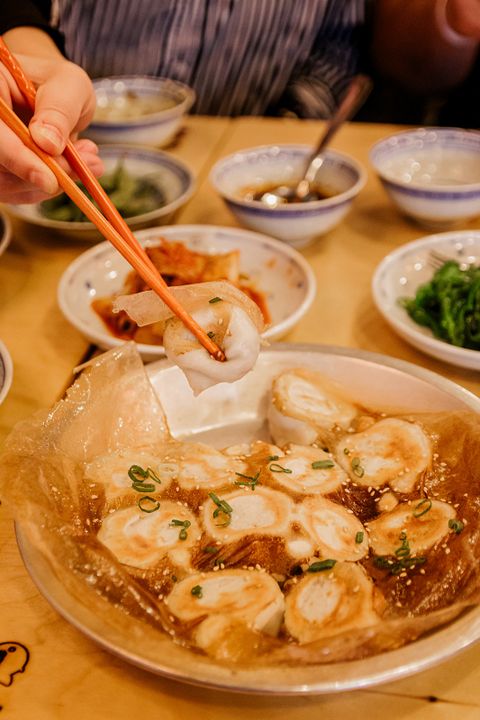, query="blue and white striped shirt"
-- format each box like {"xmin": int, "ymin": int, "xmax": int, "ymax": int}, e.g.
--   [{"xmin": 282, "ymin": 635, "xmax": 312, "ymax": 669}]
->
[{"xmin": 51, "ymin": 0, "xmax": 365, "ymax": 117}]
